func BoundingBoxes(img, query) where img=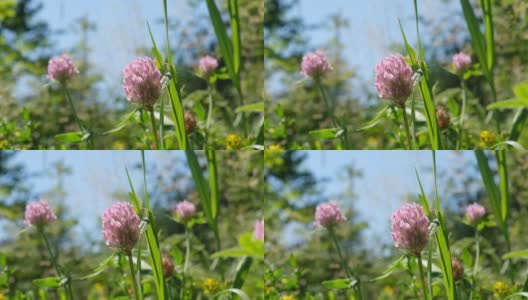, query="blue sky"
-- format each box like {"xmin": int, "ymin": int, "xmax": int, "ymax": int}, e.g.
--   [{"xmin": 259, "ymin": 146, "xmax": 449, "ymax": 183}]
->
[
  {"xmin": 9, "ymin": 150, "xmax": 189, "ymax": 242},
  {"xmin": 5, "ymin": 150, "xmax": 476, "ymax": 250},
  {"xmin": 275, "ymin": 0, "xmax": 458, "ymax": 97},
  {"xmin": 293, "ymin": 150, "xmax": 474, "ymax": 249},
  {"xmin": 39, "ymin": 0, "xmax": 193, "ymax": 91}
]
